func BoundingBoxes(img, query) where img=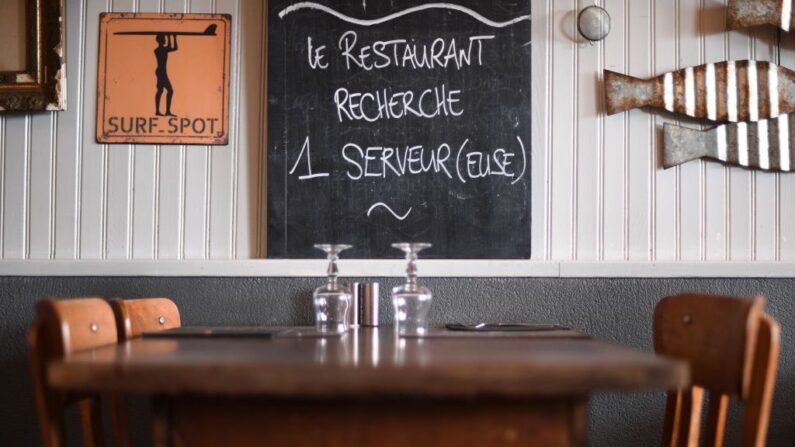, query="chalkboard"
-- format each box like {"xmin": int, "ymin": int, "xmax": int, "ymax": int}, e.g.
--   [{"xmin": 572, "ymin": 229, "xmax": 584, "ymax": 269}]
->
[{"xmin": 267, "ymin": 1, "xmax": 531, "ymax": 258}]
